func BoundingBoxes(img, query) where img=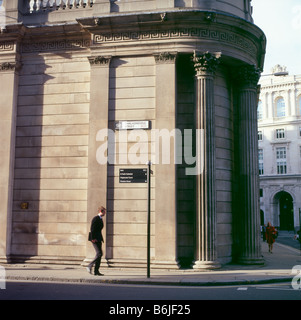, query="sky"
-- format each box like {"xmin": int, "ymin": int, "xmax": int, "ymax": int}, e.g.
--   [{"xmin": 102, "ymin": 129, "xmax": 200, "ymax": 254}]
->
[{"xmin": 252, "ymin": 0, "xmax": 301, "ymax": 75}]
